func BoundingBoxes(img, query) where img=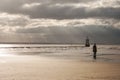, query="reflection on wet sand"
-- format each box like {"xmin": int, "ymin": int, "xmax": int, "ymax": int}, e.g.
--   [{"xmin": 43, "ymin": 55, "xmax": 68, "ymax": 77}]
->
[{"xmin": 0, "ymin": 44, "xmax": 120, "ymax": 80}]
